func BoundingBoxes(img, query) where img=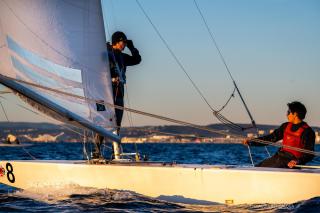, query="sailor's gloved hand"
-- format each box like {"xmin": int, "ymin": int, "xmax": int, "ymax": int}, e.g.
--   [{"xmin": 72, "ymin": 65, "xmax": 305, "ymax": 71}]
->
[
  {"xmin": 242, "ymin": 138, "xmax": 252, "ymax": 146},
  {"xmin": 126, "ymin": 40, "xmax": 134, "ymax": 49},
  {"xmin": 287, "ymin": 160, "xmax": 297, "ymax": 168}
]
